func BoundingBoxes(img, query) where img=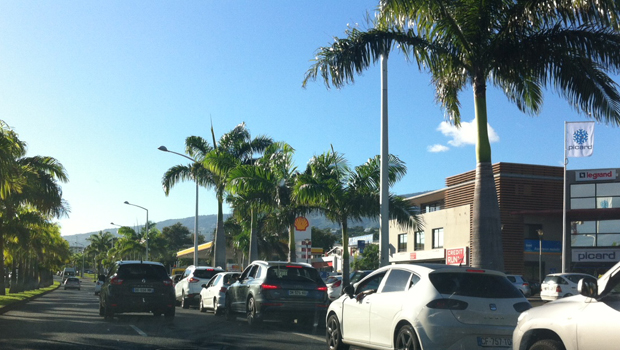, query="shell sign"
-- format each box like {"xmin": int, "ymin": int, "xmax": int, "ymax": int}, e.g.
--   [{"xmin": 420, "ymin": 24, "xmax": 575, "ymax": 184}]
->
[{"xmin": 294, "ymin": 217, "xmax": 310, "ymax": 231}]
